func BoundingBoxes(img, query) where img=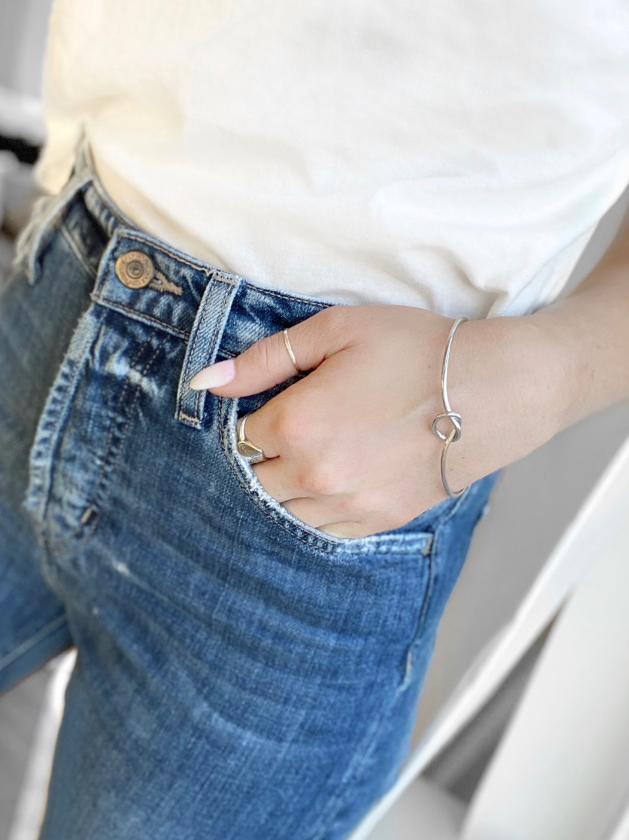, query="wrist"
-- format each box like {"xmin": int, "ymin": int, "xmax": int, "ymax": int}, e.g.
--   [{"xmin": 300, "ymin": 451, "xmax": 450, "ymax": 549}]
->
[{"xmin": 438, "ymin": 313, "xmax": 571, "ymax": 490}]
